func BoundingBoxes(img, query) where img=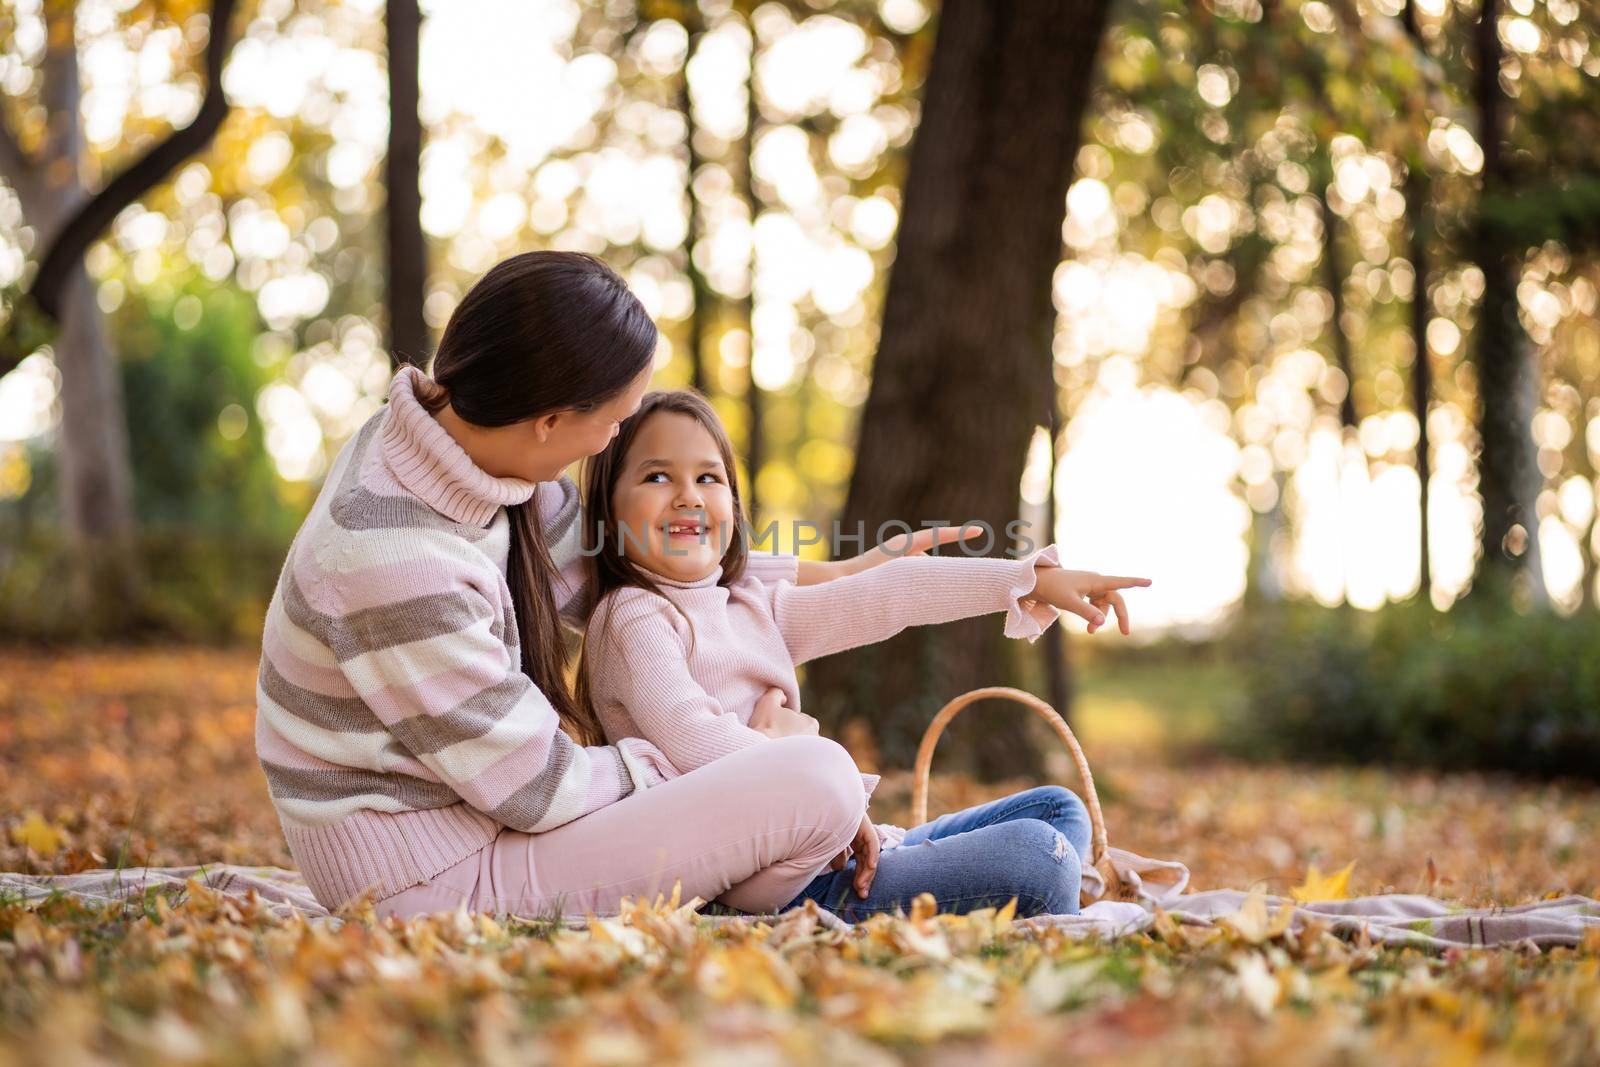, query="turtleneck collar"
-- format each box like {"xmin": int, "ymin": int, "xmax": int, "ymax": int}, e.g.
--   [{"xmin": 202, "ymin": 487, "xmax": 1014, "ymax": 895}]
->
[
  {"xmin": 379, "ymin": 365, "xmax": 538, "ymax": 527},
  {"xmin": 649, "ymin": 565, "xmax": 725, "ymax": 590}
]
